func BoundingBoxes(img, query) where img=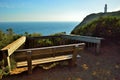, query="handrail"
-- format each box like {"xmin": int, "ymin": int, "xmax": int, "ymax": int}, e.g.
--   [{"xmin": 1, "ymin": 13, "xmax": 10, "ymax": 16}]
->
[
  {"xmin": 1, "ymin": 36, "xmax": 26, "ymax": 56},
  {"xmin": 0, "ymin": 36, "xmax": 26, "ymax": 72},
  {"xmin": 61, "ymin": 35, "xmax": 103, "ymax": 43},
  {"xmin": 16, "ymin": 43, "xmax": 85, "ymax": 52},
  {"xmin": 61, "ymin": 35, "xmax": 103, "ymax": 54}
]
